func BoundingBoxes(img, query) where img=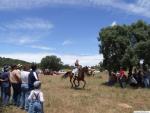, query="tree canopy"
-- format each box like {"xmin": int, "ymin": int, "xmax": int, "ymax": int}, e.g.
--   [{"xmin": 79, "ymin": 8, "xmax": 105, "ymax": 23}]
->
[
  {"xmin": 98, "ymin": 20, "xmax": 150, "ymax": 73},
  {"xmin": 40, "ymin": 55, "xmax": 63, "ymax": 71}
]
